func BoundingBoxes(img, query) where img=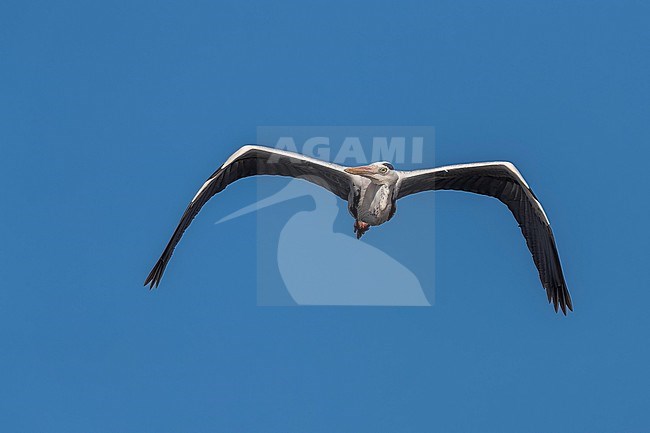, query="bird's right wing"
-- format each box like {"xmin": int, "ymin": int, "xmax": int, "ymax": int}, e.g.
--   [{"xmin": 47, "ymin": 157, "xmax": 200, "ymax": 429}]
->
[
  {"xmin": 144, "ymin": 145, "xmax": 353, "ymax": 288},
  {"xmin": 397, "ymin": 162, "xmax": 572, "ymax": 314}
]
